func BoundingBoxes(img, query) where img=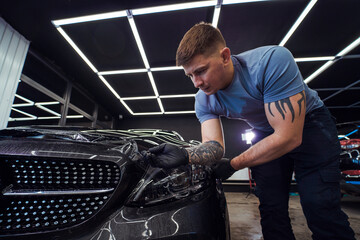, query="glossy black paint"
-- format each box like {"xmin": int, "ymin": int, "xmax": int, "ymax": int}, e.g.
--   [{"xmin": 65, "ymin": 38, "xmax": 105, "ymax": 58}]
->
[{"xmin": 0, "ymin": 126, "xmax": 230, "ymax": 240}]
